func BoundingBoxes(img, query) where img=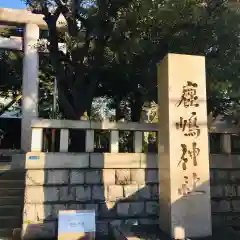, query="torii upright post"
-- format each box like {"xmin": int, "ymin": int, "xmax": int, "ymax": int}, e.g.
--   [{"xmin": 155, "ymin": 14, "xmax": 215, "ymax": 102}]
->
[
  {"xmin": 21, "ymin": 23, "xmax": 40, "ymax": 152},
  {"xmin": 157, "ymin": 53, "xmax": 212, "ymax": 239}
]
